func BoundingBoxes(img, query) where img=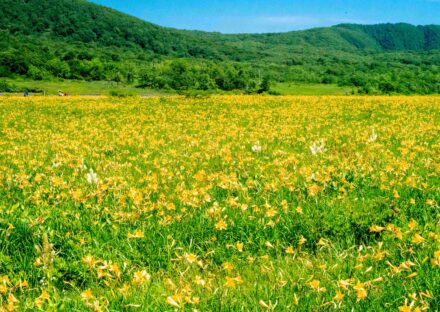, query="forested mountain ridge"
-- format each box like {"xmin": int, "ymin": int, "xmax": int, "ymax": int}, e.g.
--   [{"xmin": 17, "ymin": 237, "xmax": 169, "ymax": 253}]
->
[
  {"xmin": 0, "ymin": 0, "xmax": 439, "ymax": 94},
  {"xmin": 336, "ymin": 24, "xmax": 440, "ymax": 50},
  {"xmin": 232, "ymin": 23, "xmax": 440, "ymax": 52},
  {"xmin": 1, "ymin": 0, "xmax": 439, "ymax": 56}
]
